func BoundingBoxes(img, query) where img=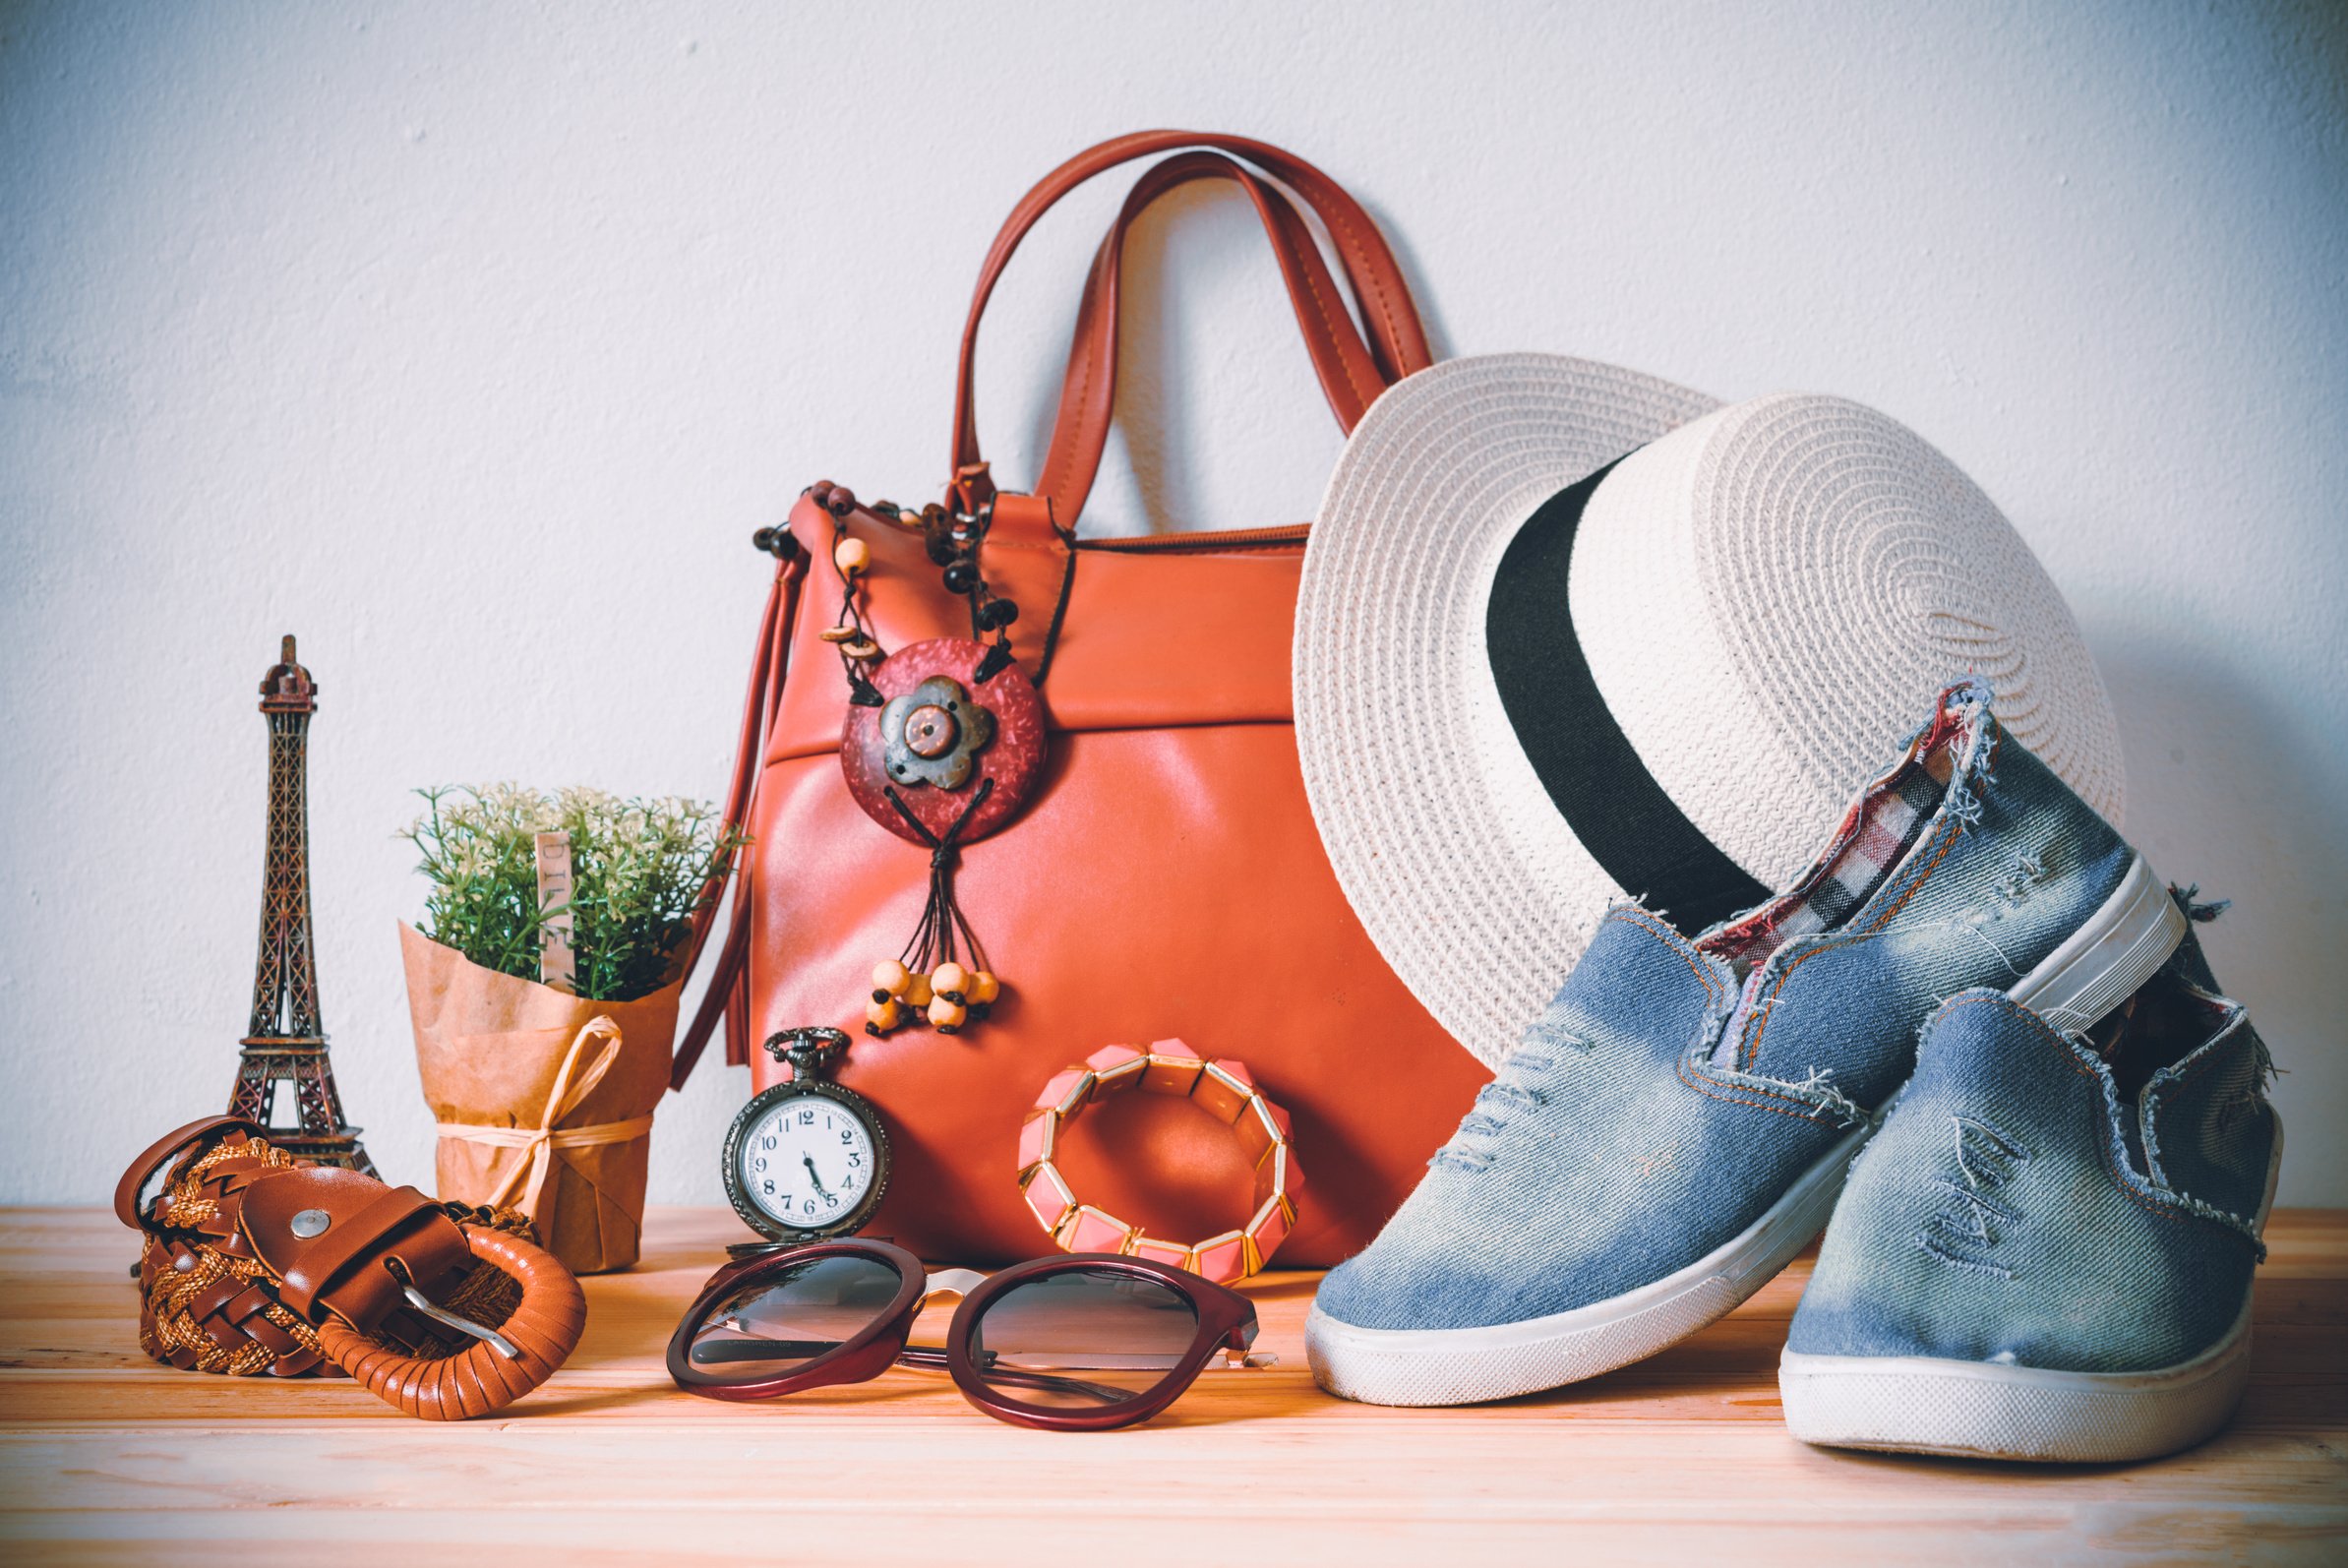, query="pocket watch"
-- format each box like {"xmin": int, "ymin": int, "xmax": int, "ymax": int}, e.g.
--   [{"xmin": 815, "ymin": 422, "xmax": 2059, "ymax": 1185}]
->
[{"xmin": 722, "ymin": 1028, "xmax": 891, "ymax": 1244}]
